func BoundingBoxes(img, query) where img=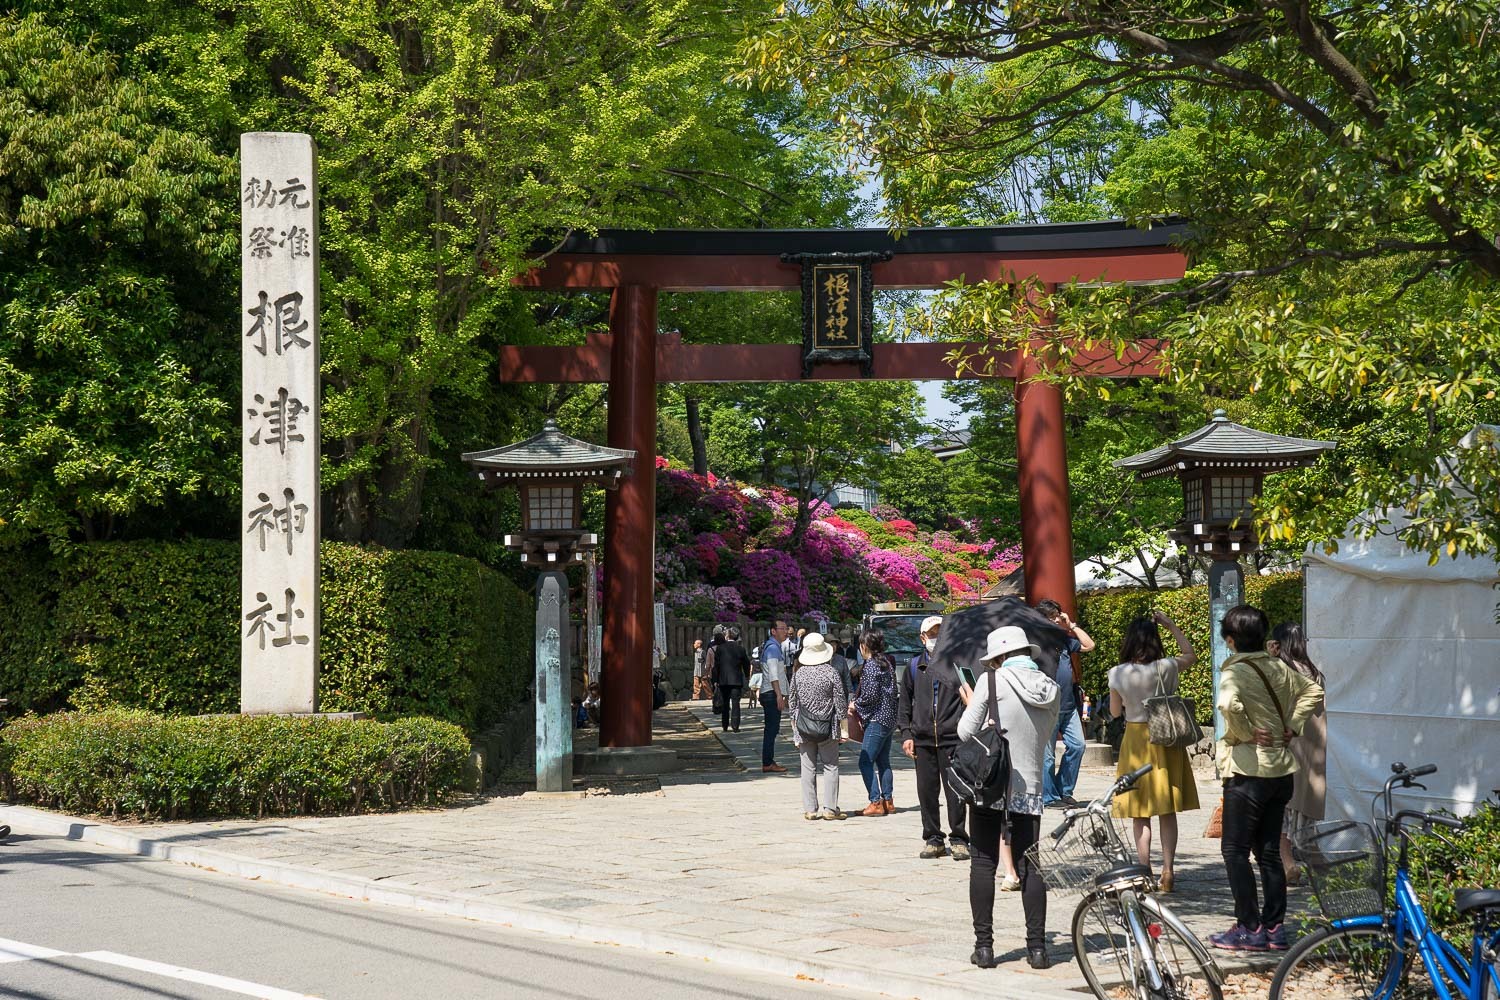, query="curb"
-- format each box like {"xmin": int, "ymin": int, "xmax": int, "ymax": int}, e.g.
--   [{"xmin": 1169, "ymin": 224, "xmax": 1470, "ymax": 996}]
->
[{"xmin": 1, "ymin": 803, "xmax": 1083, "ymax": 1000}]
